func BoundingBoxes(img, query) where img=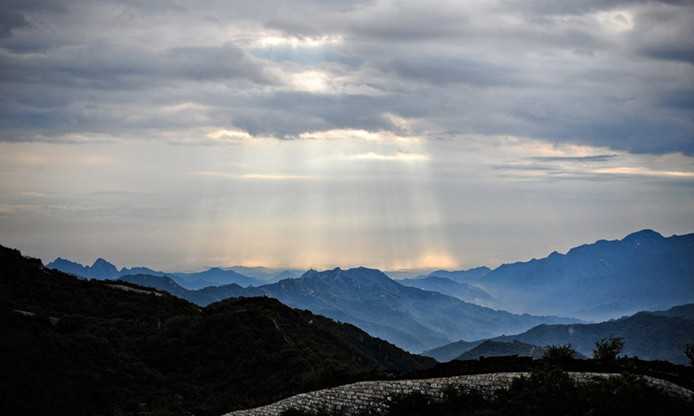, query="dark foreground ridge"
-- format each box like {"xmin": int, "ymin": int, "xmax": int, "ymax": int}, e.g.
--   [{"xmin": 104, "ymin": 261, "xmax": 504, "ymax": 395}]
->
[{"xmin": 0, "ymin": 244, "xmax": 433, "ymax": 416}]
